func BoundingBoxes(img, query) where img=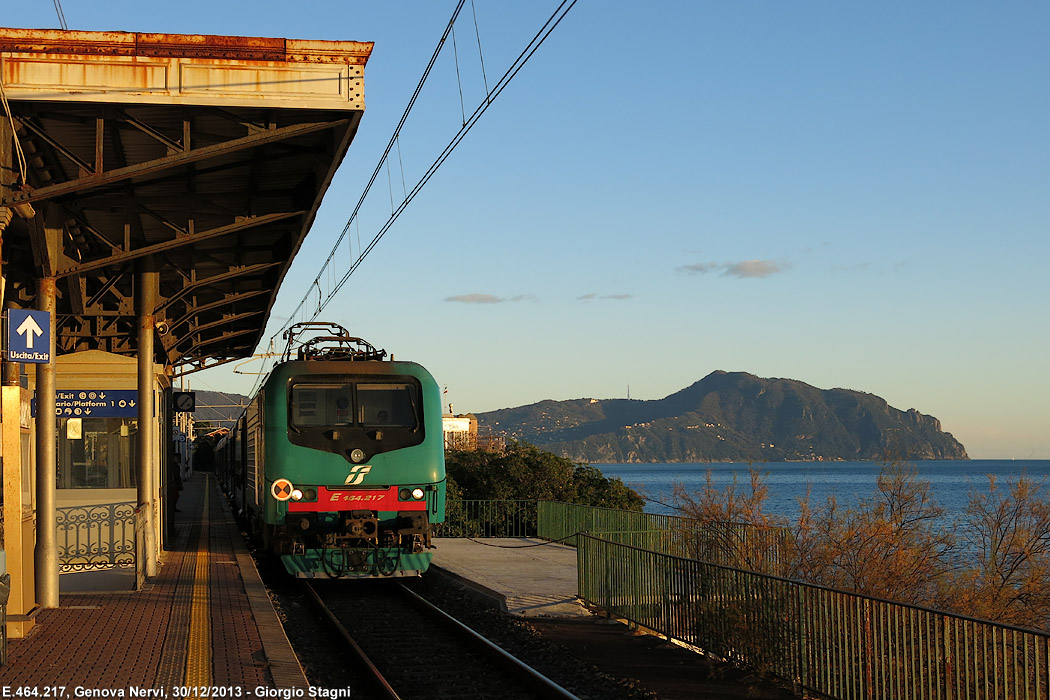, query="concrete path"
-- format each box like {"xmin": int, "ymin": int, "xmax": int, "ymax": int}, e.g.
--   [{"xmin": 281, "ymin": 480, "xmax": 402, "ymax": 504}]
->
[{"xmin": 431, "ymin": 537, "xmax": 592, "ymax": 617}]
